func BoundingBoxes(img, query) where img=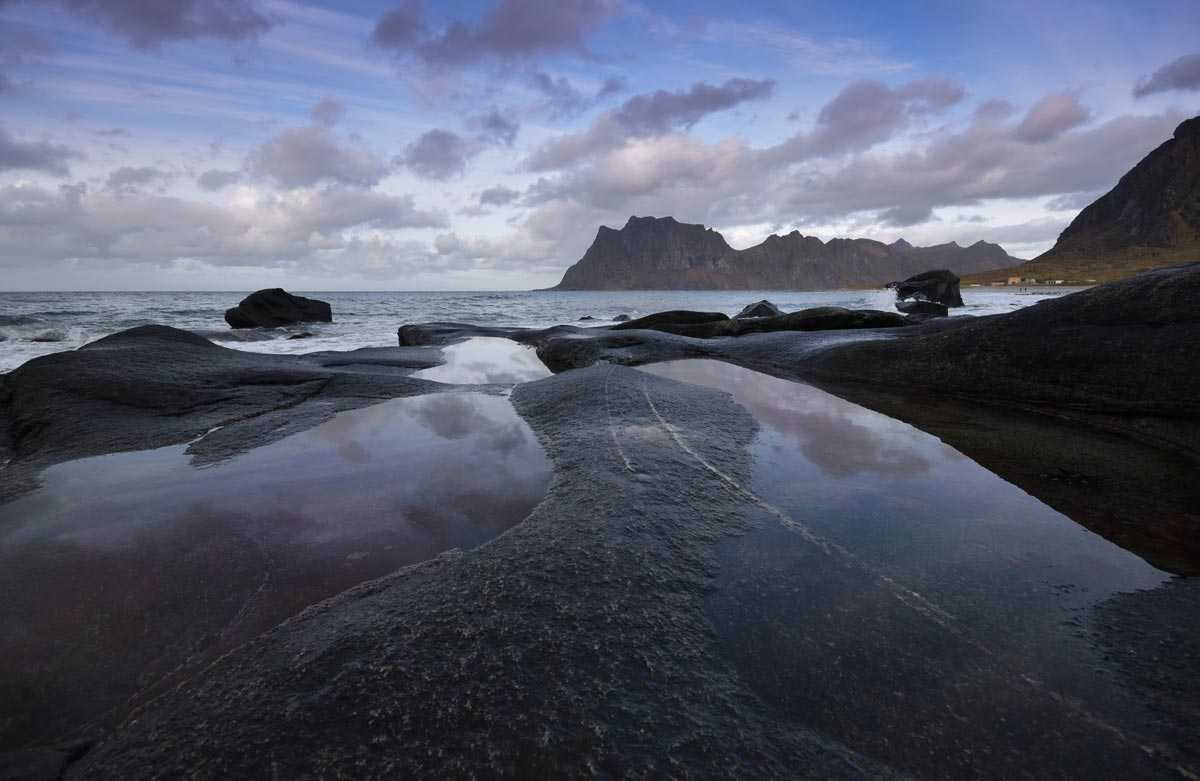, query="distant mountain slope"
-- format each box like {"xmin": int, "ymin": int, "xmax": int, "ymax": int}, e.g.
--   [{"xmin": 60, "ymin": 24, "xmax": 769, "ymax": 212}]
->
[
  {"xmin": 552, "ymin": 216, "xmax": 1021, "ymax": 290},
  {"xmin": 967, "ymin": 115, "xmax": 1200, "ymax": 284}
]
